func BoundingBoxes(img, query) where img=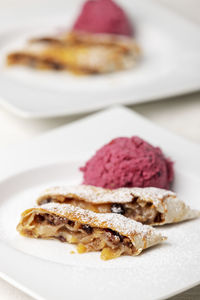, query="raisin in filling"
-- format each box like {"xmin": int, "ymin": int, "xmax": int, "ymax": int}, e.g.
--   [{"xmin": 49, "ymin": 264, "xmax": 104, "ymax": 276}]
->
[
  {"xmin": 82, "ymin": 224, "xmax": 93, "ymax": 234},
  {"xmin": 110, "ymin": 203, "xmax": 125, "ymax": 215},
  {"xmin": 39, "ymin": 195, "xmax": 163, "ymax": 225},
  {"xmin": 28, "ymin": 213, "xmax": 136, "ymax": 257},
  {"xmin": 110, "ymin": 199, "xmax": 163, "ymax": 225}
]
